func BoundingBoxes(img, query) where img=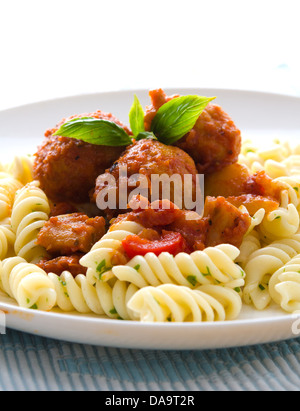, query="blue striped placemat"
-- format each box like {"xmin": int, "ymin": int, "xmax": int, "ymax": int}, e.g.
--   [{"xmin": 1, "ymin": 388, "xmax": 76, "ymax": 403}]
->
[{"xmin": 0, "ymin": 329, "xmax": 299, "ymax": 391}]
